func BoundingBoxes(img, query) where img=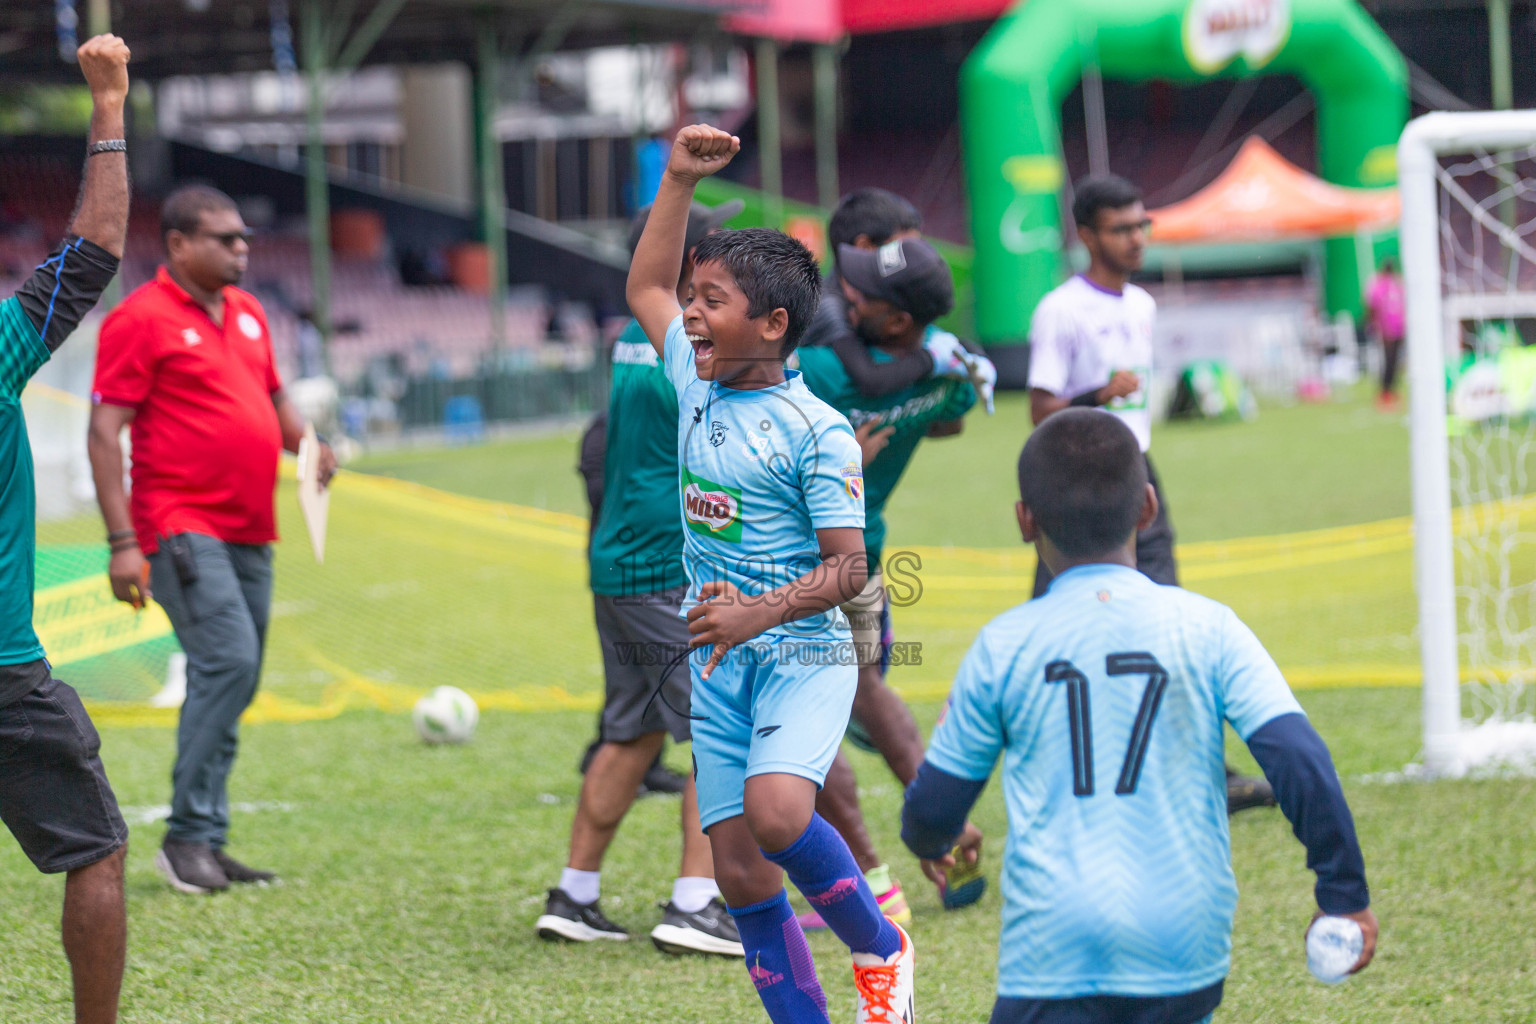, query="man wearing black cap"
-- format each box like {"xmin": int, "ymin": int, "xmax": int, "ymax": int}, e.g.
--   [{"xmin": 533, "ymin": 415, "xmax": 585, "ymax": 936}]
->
[
  {"xmin": 537, "ymin": 199, "xmax": 745, "ymax": 957},
  {"xmin": 790, "ymin": 237, "xmax": 988, "ymax": 928},
  {"xmin": 804, "ymin": 188, "xmax": 997, "ymax": 405}
]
